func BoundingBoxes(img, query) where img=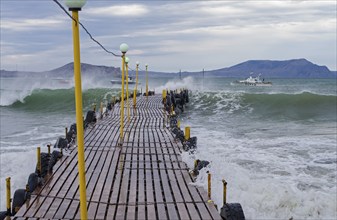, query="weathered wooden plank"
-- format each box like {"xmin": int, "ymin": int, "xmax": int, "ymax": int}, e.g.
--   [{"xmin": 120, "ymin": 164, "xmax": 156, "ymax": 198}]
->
[
  {"xmin": 43, "ymin": 197, "xmax": 62, "ymax": 219},
  {"xmin": 53, "ymin": 198, "xmax": 71, "ymax": 219},
  {"xmin": 14, "ymin": 95, "xmax": 221, "ymax": 220}
]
